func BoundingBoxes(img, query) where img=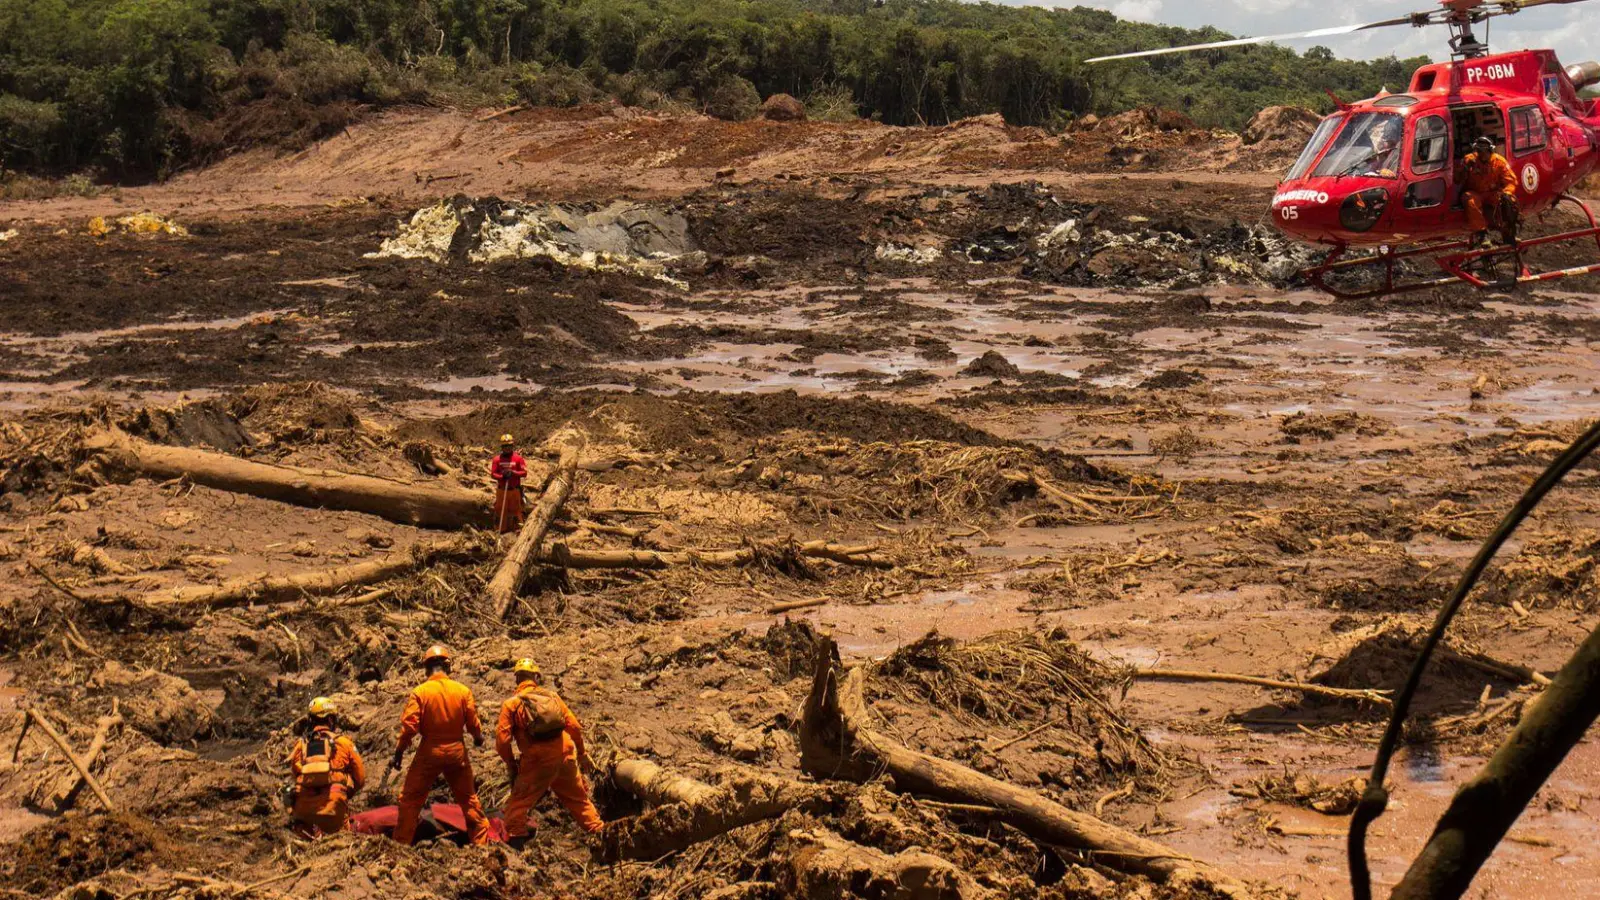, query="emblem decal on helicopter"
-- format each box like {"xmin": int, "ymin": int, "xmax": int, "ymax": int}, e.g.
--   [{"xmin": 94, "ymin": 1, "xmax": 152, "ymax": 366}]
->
[{"xmin": 1522, "ymin": 164, "xmax": 1539, "ymax": 194}]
